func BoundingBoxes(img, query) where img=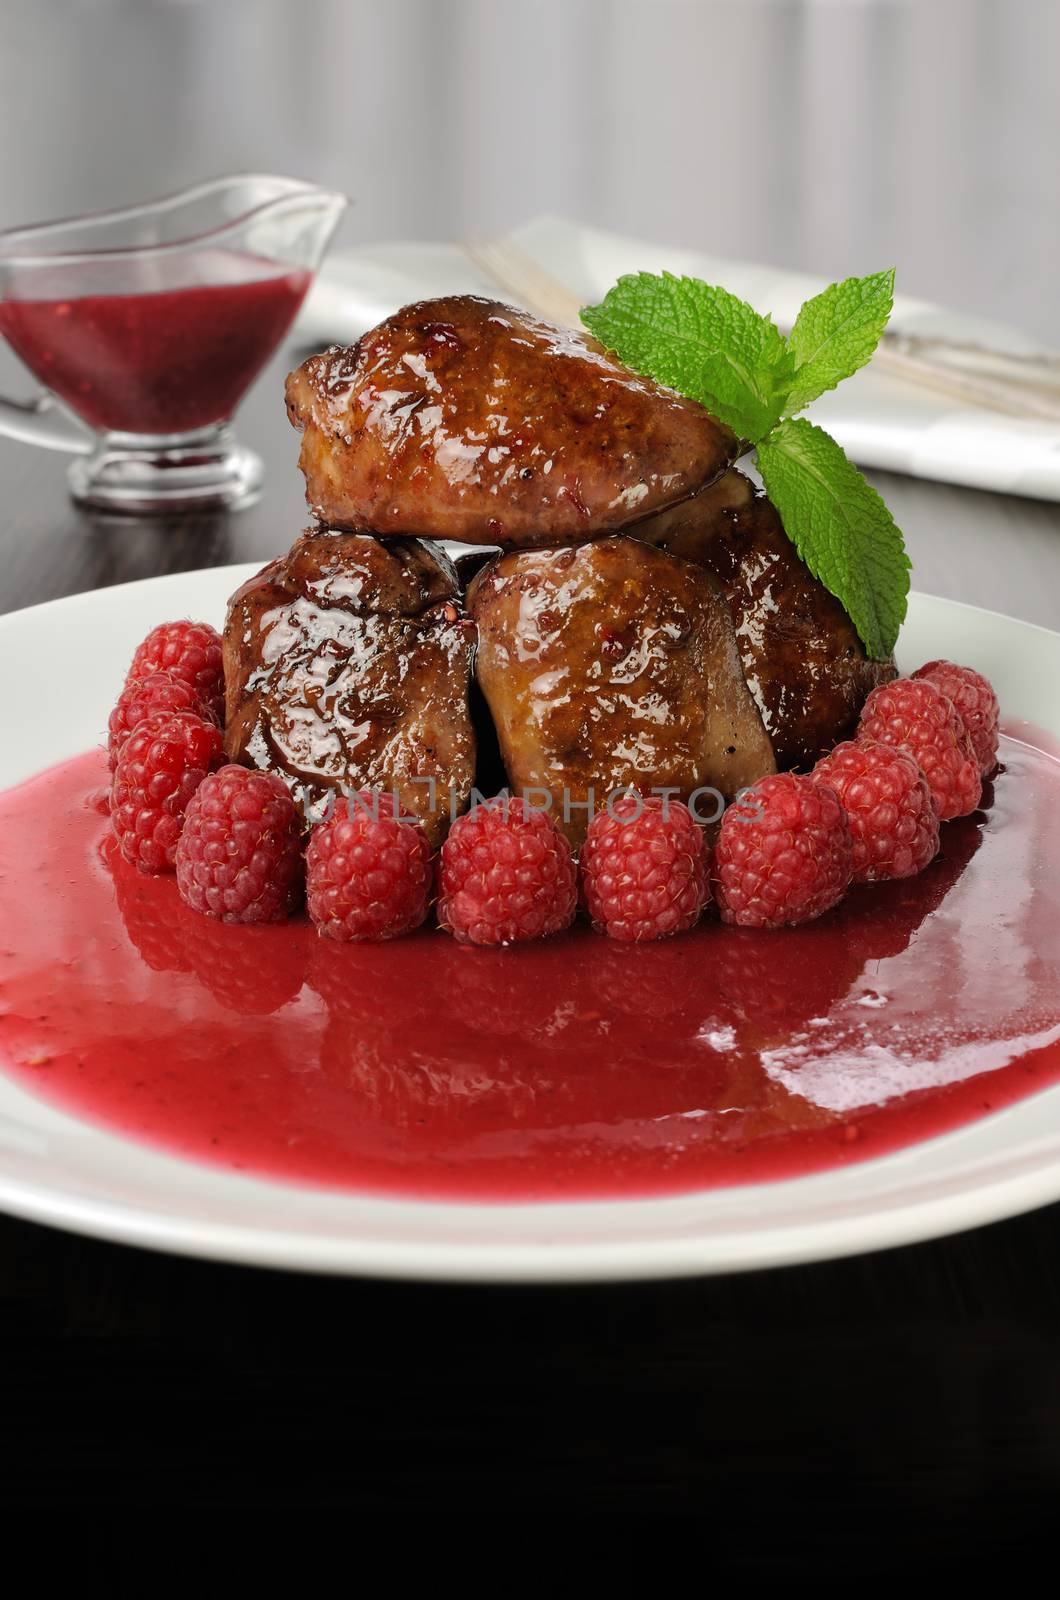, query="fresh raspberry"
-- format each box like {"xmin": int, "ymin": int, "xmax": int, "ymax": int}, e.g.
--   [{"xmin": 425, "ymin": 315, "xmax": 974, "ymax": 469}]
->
[
  {"xmin": 108, "ymin": 670, "xmax": 216, "ymax": 770},
  {"xmin": 306, "ymin": 791, "xmax": 433, "ymax": 942},
  {"xmin": 580, "ymin": 795, "xmax": 710, "ymax": 941},
  {"xmin": 713, "ymin": 772, "xmax": 853, "ymax": 929},
  {"xmin": 812, "ymin": 739, "xmax": 940, "ymax": 882},
  {"xmin": 126, "ymin": 621, "xmax": 225, "ymax": 723},
  {"xmin": 437, "ymin": 797, "xmax": 577, "ymax": 946},
  {"xmin": 857, "ymin": 677, "xmax": 981, "ymax": 820},
  {"xmin": 110, "ymin": 711, "xmax": 224, "ymax": 872},
  {"xmin": 912, "ymin": 659, "xmax": 1000, "ymax": 776},
  {"xmin": 176, "ymin": 764, "xmax": 304, "ymax": 924}
]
